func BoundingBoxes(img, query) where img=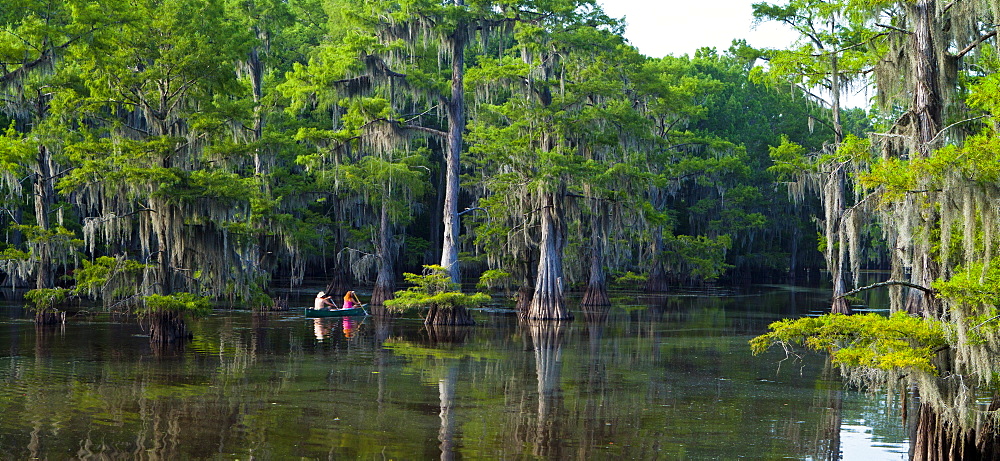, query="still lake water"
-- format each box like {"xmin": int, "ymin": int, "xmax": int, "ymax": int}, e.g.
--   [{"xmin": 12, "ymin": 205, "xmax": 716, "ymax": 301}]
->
[{"xmin": 0, "ymin": 286, "xmax": 909, "ymax": 459}]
